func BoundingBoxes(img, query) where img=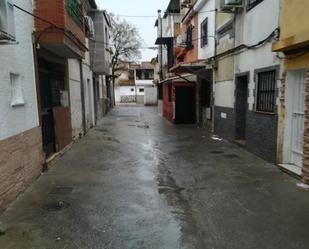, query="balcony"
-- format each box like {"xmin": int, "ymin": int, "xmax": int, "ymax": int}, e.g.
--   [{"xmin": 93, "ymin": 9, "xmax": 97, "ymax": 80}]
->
[{"xmin": 34, "ymin": 0, "xmax": 87, "ymax": 59}]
